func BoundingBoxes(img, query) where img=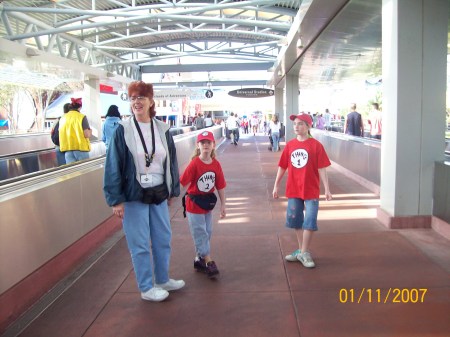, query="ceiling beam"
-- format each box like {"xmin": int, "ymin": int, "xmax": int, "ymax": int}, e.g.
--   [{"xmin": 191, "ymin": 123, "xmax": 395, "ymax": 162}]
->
[
  {"xmin": 152, "ymin": 80, "xmax": 268, "ymax": 88},
  {"xmin": 142, "ymin": 62, "xmax": 274, "ymax": 73}
]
